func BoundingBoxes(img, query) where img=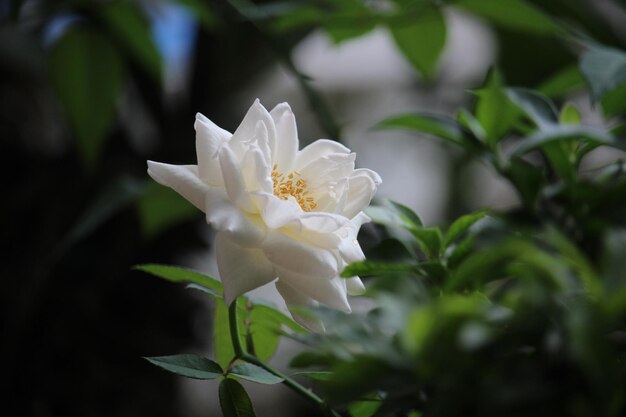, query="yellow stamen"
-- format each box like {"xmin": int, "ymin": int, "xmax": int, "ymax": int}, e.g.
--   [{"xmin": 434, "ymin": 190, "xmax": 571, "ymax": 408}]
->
[{"xmin": 272, "ymin": 164, "xmax": 317, "ymax": 212}]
